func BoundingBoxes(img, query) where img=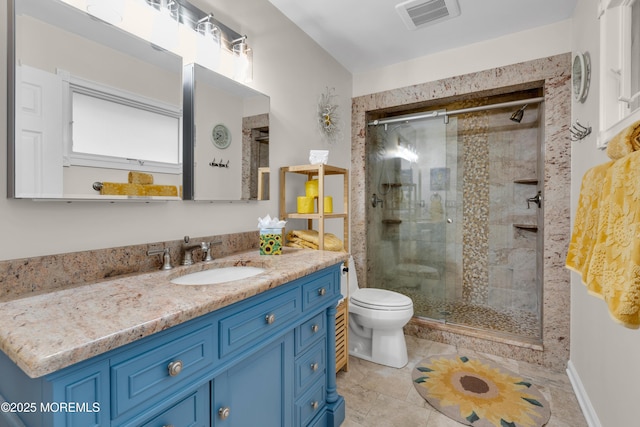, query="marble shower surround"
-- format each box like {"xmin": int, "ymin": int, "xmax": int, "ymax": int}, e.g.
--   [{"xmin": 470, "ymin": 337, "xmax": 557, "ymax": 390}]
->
[
  {"xmin": 351, "ymin": 54, "xmax": 571, "ymax": 371},
  {"xmin": 242, "ymin": 113, "xmax": 269, "ymax": 200}
]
